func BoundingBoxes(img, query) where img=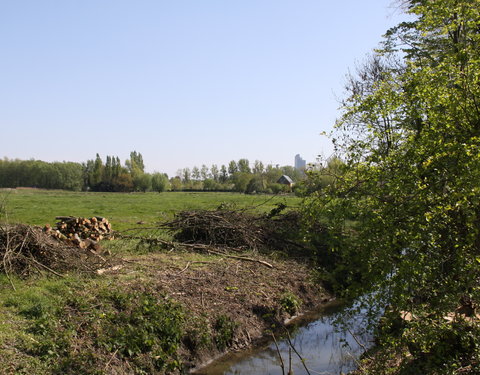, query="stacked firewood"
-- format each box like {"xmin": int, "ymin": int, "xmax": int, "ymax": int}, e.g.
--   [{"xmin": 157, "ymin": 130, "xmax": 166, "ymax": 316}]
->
[{"xmin": 44, "ymin": 216, "xmax": 113, "ymax": 249}]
